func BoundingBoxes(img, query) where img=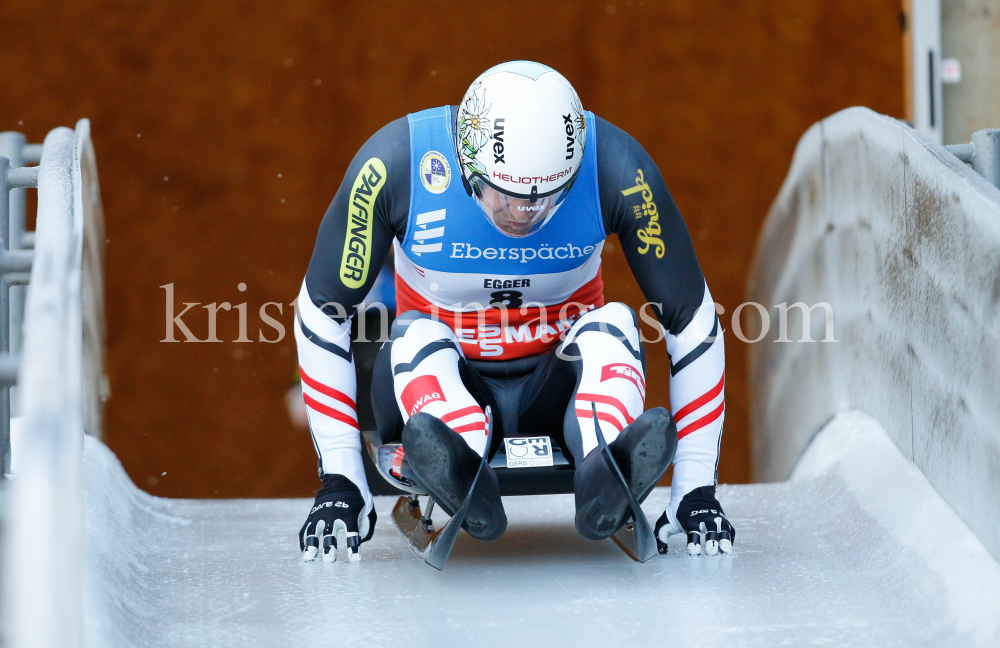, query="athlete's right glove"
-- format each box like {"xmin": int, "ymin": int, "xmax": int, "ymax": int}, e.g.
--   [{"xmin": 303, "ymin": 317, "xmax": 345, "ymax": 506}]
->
[
  {"xmin": 655, "ymin": 485, "xmax": 735, "ymax": 556},
  {"xmin": 300, "ymin": 474, "xmax": 376, "ymax": 563},
  {"xmin": 677, "ymin": 485, "xmax": 735, "ymax": 555}
]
